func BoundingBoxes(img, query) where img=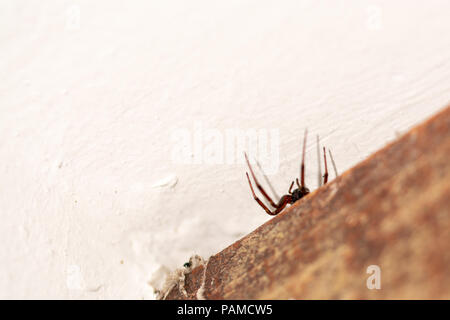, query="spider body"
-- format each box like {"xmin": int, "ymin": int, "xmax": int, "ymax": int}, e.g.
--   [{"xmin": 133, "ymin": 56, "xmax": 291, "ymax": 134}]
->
[
  {"xmin": 245, "ymin": 130, "xmax": 329, "ymax": 216},
  {"xmin": 290, "ymin": 186, "xmax": 310, "ymax": 203}
]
